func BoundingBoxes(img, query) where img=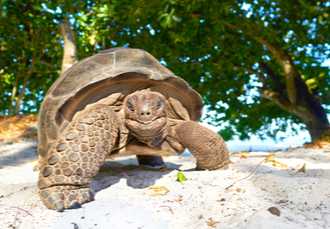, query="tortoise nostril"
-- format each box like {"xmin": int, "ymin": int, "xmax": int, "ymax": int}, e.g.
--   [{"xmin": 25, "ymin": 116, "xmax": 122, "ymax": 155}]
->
[{"xmin": 140, "ymin": 111, "xmax": 151, "ymax": 116}]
